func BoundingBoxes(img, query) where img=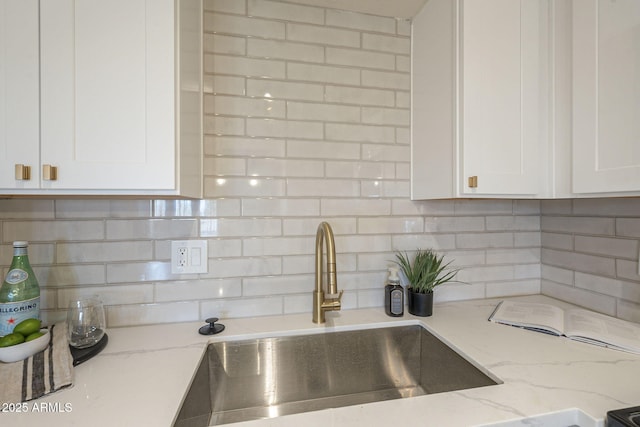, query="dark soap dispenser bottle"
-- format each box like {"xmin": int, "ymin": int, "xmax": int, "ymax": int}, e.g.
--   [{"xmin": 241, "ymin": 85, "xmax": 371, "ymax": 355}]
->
[{"xmin": 385, "ymin": 267, "xmax": 404, "ymax": 317}]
